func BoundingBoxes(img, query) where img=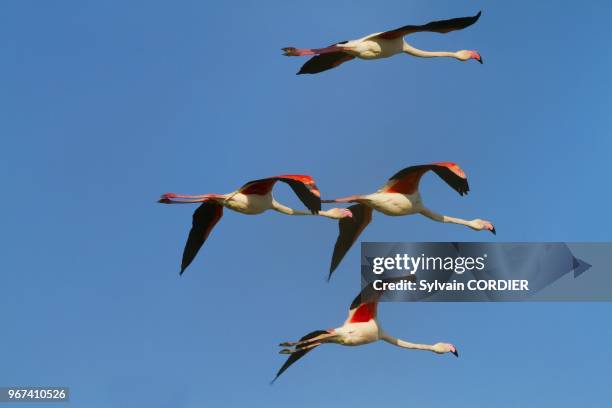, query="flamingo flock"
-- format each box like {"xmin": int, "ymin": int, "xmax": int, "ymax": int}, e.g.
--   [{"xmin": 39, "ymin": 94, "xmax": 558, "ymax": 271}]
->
[
  {"xmin": 160, "ymin": 163, "xmax": 494, "ymax": 276},
  {"xmin": 159, "ymin": 10, "xmax": 488, "ymax": 383}
]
